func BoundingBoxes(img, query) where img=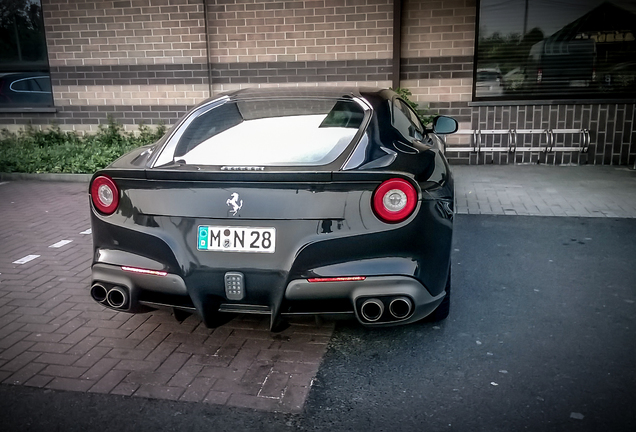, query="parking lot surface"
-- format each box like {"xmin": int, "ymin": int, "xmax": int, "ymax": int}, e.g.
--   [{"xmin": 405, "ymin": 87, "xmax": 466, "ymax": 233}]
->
[
  {"xmin": 0, "ymin": 164, "xmax": 635, "ymax": 415},
  {"xmin": 454, "ymin": 165, "xmax": 636, "ymax": 217},
  {"xmin": 0, "ymin": 181, "xmax": 332, "ymax": 412}
]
